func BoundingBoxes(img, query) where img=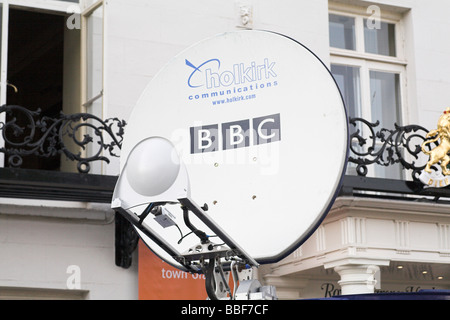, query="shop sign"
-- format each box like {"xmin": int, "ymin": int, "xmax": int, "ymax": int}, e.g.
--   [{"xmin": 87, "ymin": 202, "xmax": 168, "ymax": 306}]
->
[{"xmin": 320, "ymin": 282, "xmax": 448, "ymax": 298}]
